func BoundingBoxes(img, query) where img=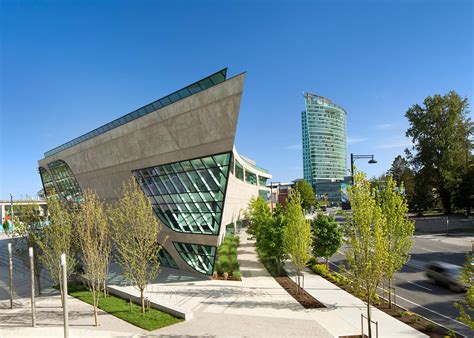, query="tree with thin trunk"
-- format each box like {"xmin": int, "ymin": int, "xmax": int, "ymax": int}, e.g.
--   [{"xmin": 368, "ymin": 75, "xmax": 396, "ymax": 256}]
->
[
  {"xmin": 455, "ymin": 252, "xmax": 474, "ymax": 330},
  {"xmin": 283, "ymin": 190, "xmax": 311, "ymax": 292},
  {"xmin": 35, "ymin": 197, "xmax": 76, "ymax": 305},
  {"xmin": 344, "ymin": 169, "xmax": 387, "ymax": 338},
  {"xmin": 311, "ymin": 214, "xmax": 343, "ymax": 269},
  {"xmin": 74, "ymin": 189, "xmax": 110, "ymax": 326},
  {"xmin": 12, "ymin": 204, "xmax": 46, "ymax": 295},
  {"xmin": 109, "ymin": 177, "xmax": 164, "ymax": 314},
  {"xmin": 377, "ymin": 176, "xmax": 414, "ymax": 308}
]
